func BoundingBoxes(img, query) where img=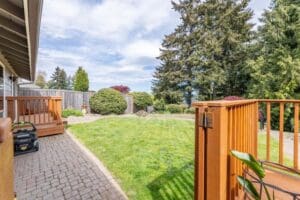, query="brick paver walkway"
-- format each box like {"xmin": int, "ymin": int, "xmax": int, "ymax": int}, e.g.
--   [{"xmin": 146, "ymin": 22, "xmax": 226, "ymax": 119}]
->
[{"xmin": 14, "ymin": 133, "xmax": 127, "ymax": 200}]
